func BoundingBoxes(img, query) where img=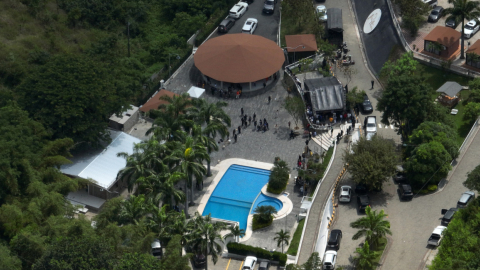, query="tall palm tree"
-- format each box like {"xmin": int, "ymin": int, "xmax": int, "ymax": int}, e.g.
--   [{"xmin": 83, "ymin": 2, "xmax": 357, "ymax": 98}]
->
[
  {"xmin": 188, "ymin": 99, "xmax": 231, "ymax": 176},
  {"xmin": 444, "ymin": 0, "xmax": 480, "ymax": 59},
  {"xmin": 354, "ymin": 241, "xmax": 379, "ymax": 270},
  {"xmin": 136, "ymin": 171, "xmax": 186, "ymax": 207},
  {"xmin": 253, "ymin": 205, "xmax": 278, "ymax": 224},
  {"xmin": 225, "ymin": 225, "xmax": 245, "ymax": 243},
  {"xmin": 350, "ymin": 206, "xmax": 392, "ymax": 248},
  {"xmin": 158, "ymin": 92, "xmax": 192, "ymax": 118},
  {"xmin": 119, "ymin": 194, "xmax": 150, "ymax": 225},
  {"xmin": 274, "ymin": 229, "xmax": 291, "ymax": 253},
  {"xmin": 191, "ymin": 124, "xmax": 219, "ymax": 180},
  {"xmin": 167, "ymin": 136, "xmax": 208, "ymax": 217},
  {"xmin": 146, "ymin": 110, "xmax": 193, "ymax": 141},
  {"xmin": 188, "ymin": 213, "xmax": 227, "ymax": 270}
]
